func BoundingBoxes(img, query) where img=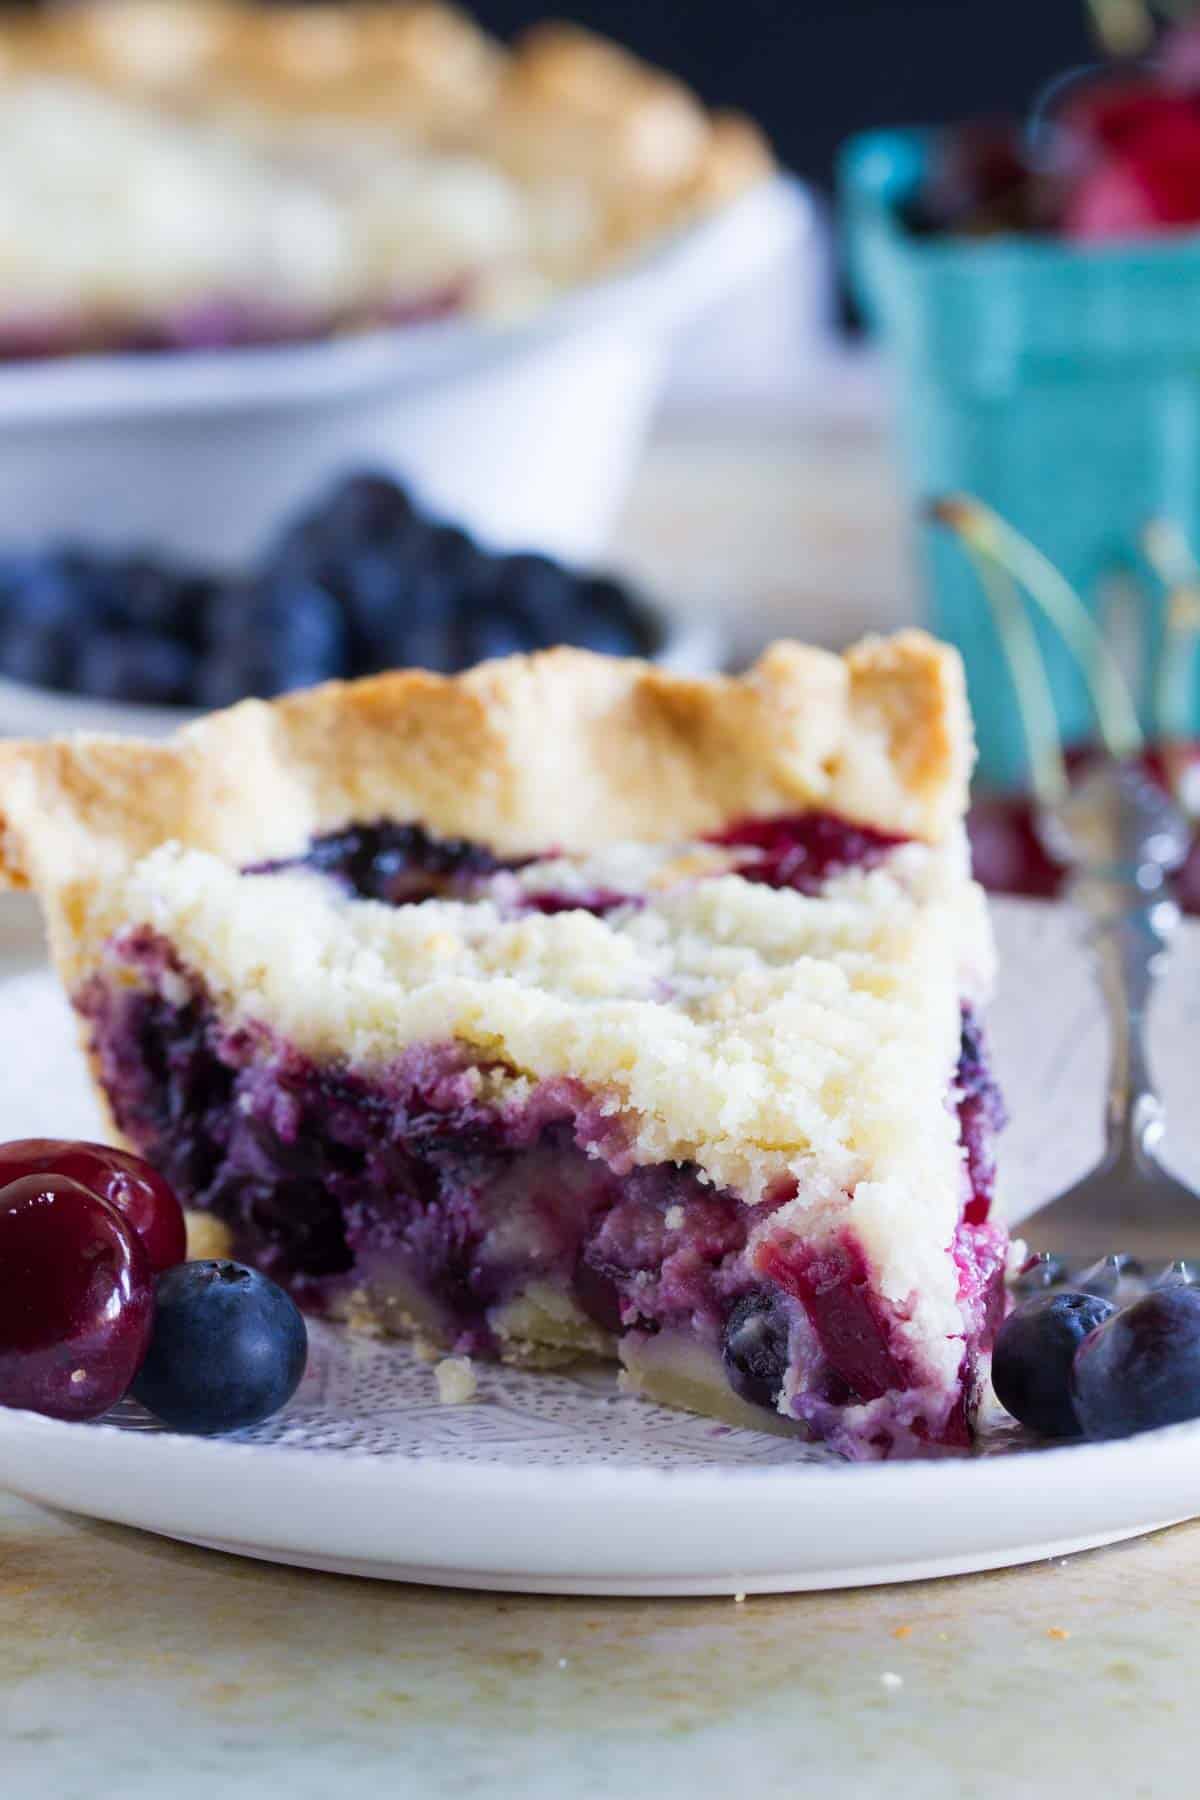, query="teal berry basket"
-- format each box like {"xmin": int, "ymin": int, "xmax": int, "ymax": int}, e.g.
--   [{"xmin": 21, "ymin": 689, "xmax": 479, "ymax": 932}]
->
[{"xmin": 840, "ymin": 125, "xmax": 1200, "ymax": 788}]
